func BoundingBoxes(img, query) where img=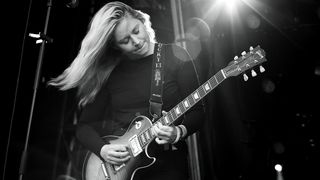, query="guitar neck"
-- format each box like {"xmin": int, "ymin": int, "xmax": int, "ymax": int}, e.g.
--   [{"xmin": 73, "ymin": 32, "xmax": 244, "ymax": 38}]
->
[{"xmin": 138, "ymin": 69, "xmax": 227, "ymax": 148}]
